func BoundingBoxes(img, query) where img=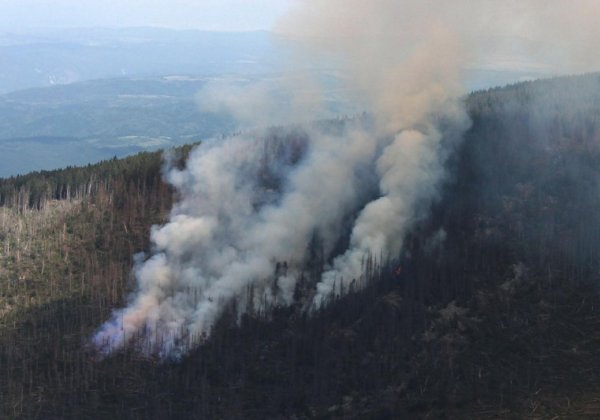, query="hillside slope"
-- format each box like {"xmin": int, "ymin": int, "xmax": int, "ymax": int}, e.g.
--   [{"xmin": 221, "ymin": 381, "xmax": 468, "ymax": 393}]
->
[{"xmin": 2, "ymin": 75, "xmax": 600, "ymax": 418}]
